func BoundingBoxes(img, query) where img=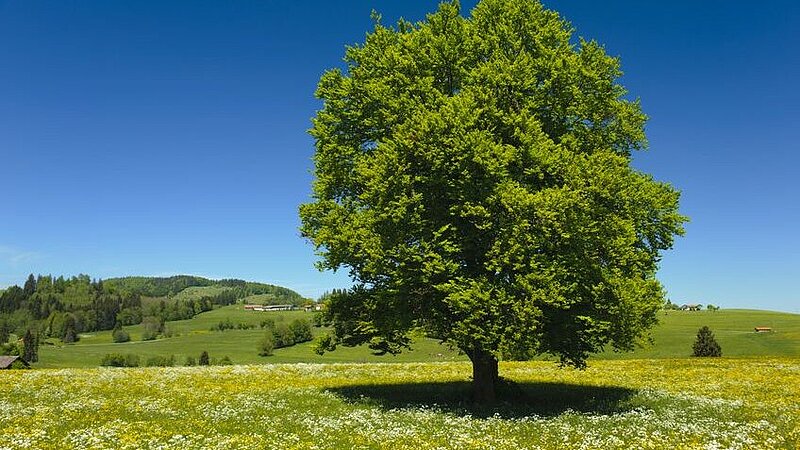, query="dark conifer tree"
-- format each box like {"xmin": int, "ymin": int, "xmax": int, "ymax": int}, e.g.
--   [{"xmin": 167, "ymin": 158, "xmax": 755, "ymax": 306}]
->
[
  {"xmin": 0, "ymin": 286, "xmax": 24, "ymax": 313},
  {"xmin": 22, "ymin": 329, "xmax": 38, "ymax": 363},
  {"xmin": 0, "ymin": 319, "xmax": 10, "ymax": 345},
  {"xmin": 199, "ymin": 351, "xmax": 210, "ymax": 366},
  {"xmin": 62, "ymin": 314, "xmax": 78, "ymax": 343},
  {"xmin": 692, "ymin": 326, "xmax": 722, "ymax": 357},
  {"xmin": 23, "ymin": 274, "xmax": 37, "ymax": 298}
]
